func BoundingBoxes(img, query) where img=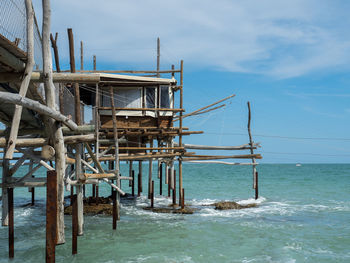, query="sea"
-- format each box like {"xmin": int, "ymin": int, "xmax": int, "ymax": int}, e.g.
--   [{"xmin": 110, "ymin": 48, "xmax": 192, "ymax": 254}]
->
[{"xmin": 0, "ymin": 163, "xmax": 349, "ymax": 262}]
